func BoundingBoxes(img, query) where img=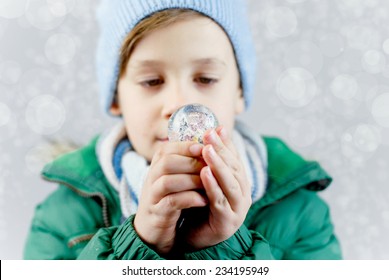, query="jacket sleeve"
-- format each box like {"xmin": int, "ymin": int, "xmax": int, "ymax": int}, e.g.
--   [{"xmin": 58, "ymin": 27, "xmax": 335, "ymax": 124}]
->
[
  {"xmin": 249, "ymin": 189, "xmax": 342, "ymax": 260},
  {"xmin": 24, "ymin": 185, "xmax": 107, "ymax": 260},
  {"xmin": 281, "ymin": 191, "xmax": 342, "ymax": 260},
  {"xmin": 78, "ymin": 214, "xmax": 275, "ymax": 260},
  {"xmin": 77, "ymin": 215, "xmax": 164, "ymax": 260},
  {"xmin": 184, "ymin": 225, "xmax": 274, "ymax": 260},
  {"xmin": 24, "ymin": 208, "xmax": 71, "ymax": 260}
]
